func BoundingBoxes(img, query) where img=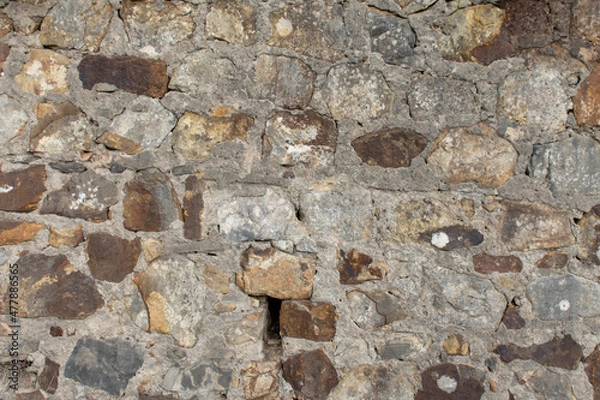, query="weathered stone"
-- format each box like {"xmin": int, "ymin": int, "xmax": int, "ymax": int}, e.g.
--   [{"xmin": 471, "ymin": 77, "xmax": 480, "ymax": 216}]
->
[
  {"xmin": 419, "ymin": 225, "xmax": 483, "ymax": 251},
  {"xmin": 39, "ymin": 357, "xmax": 60, "ymax": 394},
  {"xmin": 280, "ymin": 300, "xmax": 337, "ymax": 342},
  {"xmin": 496, "ymin": 335, "xmax": 583, "ymax": 370},
  {"xmin": 352, "ymin": 128, "xmax": 427, "ymax": 168},
  {"xmin": 326, "ymin": 63, "xmax": 393, "ymax": 121},
  {"xmin": 64, "ymin": 337, "xmax": 144, "ymax": 396},
  {"xmin": 364, "ymin": 290, "xmax": 407, "ymax": 324},
  {"xmin": 86, "ymin": 233, "xmax": 142, "ymax": 282},
  {"xmin": 427, "ymin": 123, "xmax": 517, "ymax": 187},
  {"xmin": 527, "ymin": 369, "xmax": 576, "ymax": 400},
  {"xmin": 161, "ymin": 363, "xmax": 231, "ymax": 393},
  {"xmin": 184, "ymin": 174, "xmax": 205, "ymax": 241},
  {"xmin": 267, "ymin": 1, "xmax": 347, "ymax": 63},
  {"xmin": 368, "ymin": 9, "xmax": 416, "ymax": 64},
  {"xmin": 31, "ymin": 111, "xmax": 95, "ymax": 154},
  {"xmin": 203, "ymin": 263, "xmax": 229, "ymax": 294},
  {"xmin": 473, "ymin": 253, "xmax": 522, "ymax": 274},
  {"xmin": 586, "ymin": 344, "xmax": 600, "ymax": 400},
  {"xmin": 501, "ymin": 304, "xmax": 526, "ymax": 329},
  {"xmin": 499, "ymin": 201, "xmax": 575, "ymax": 251},
  {"xmin": 282, "ymin": 349, "xmax": 339, "ymax": 400},
  {"xmin": 49, "ymin": 161, "xmax": 86, "ymax": 174},
  {"xmin": 172, "ymin": 111, "xmax": 253, "ymax": 160},
  {"xmin": 78, "ymin": 55, "xmax": 168, "ymax": 98},
  {"xmin": 15, "ymin": 49, "xmax": 70, "ymax": 96},
  {"xmin": 205, "ymin": 0, "xmax": 257, "ymax": 46},
  {"xmin": 415, "ymin": 363, "xmax": 485, "ymax": 400},
  {"xmin": 15, "ymin": 391, "xmax": 45, "ymax": 400},
  {"xmin": 346, "ymin": 290, "xmax": 386, "ymax": 329},
  {"xmin": 329, "ymin": 363, "xmax": 415, "ymax": 400},
  {"xmin": 0, "ymin": 165, "xmax": 46, "ymax": 212},
  {"xmin": 0, "ymin": 43, "xmax": 9, "ymax": 72},
  {"xmin": 409, "ymin": 78, "xmax": 477, "ymax": 125},
  {"xmin": 251, "ymin": 54, "xmax": 315, "ymax": 109},
  {"xmin": 376, "ymin": 333, "xmax": 430, "ymax": 360},
  {"xmin": 139, "ymin": 394, "xmax": 179, "ymax": 400},
  {"xmin": 337, "ymin": 249, "xmax": 388, "ymax": 284},
  {"xmin": 100, "ymin": 97, "xmax": 176, "ymax": 155},
  {"xmin": 536, "ymin": 251, "xmax": 569, "ymax": 269},
  {"xmin": 134, "ymin": 255, "xmax": 204, "ymax": 347},
  {"xmin": 573, "ymin": 66, "xmax": 600, "ymax": 126},
  {"xmin": 263, "ymin": 110, "xmax": 336, "ymax": 167},
  {"xmin": 241, "ymin": 361, "xmax": 279, "ymax": 400},
  {"xmin": 0, "ymin": 252, "xmax": 103, "ymax": 319},
  {"xmin": 225, "ymin": 311, "xmax": 265, "ymax": 345},
  {"xmin": 0, "ymin": 12, "xmax": 12, "ymax": 38},
  {"xmin": 395, "ymin": 199, "xmax": 471, "ymax": 242},
  {"xmin": 443, "ymin": 334, "xmax": 469, "ymax": 356},
  {"xmin": 527, "ymin": 274, "xmax": 600, "ymax": 320},
  {"xmin": 572, "ymin": 0, "xmax": 600, "ymax": 45},
  {"xmin": 578, "ymin": 205, "xmax": 600, "ymax": 264},
  {"xmin": 0, "ymin": 221, "xmax": 44, "ymax": 245},
  {"xmin": 31, "ymin": 102, "xmax": 78, "ymax": 149},
  {"xmin": 143, "ymin": 238, "xmax": 164, "ymax": 263},
  {"xmin": 49, "ymin": 225, "xmax": 84, "ymax": 248},
  {"xmin": 123, "ymin": 168, "xmax": 182, "ymax": 232},
  {"xmin": 0, "ymin": 95, "xmax": 29, "ymax": 145},
  {"xmin": 236, "ymin": 246, "xmax": 315, "ymax": 300},
  {"xmin": 40, "ymin": 170, "xmax": 119, "ymax": 222},
  {"xmin": 40, "ymin": 0, "xmax": 112, "ymax": 51}
]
